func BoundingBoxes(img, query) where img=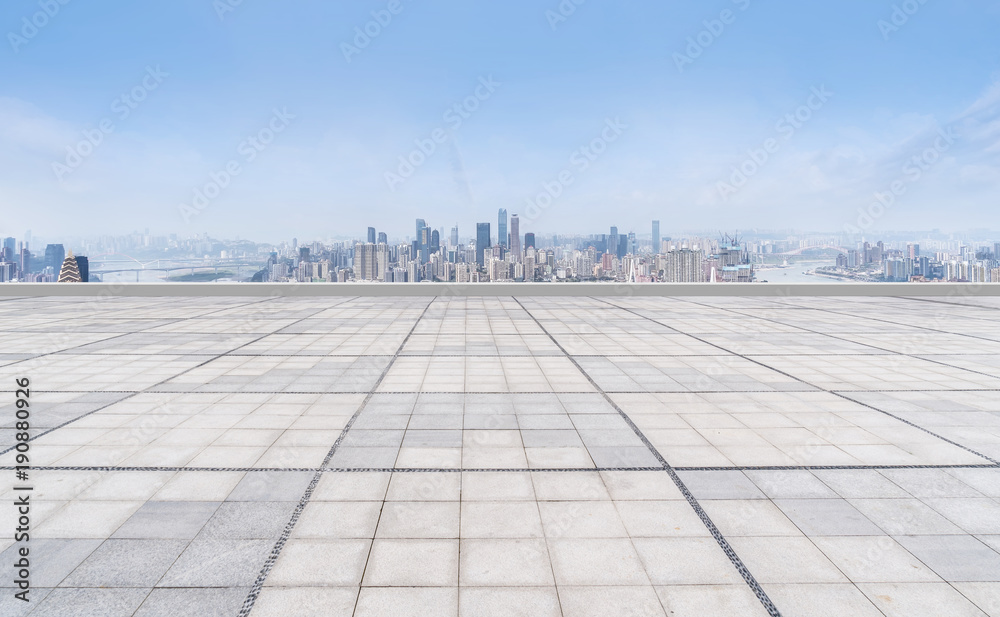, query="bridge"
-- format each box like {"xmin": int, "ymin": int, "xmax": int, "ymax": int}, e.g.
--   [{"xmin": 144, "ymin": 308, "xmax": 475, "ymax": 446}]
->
[
  {"xmin": 90, "ymin": 260, "xmax": 263, "ymax": 281},
  {"xmin": 777, "ymin": 245, "xmax": 848, "ymax": 256}
]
